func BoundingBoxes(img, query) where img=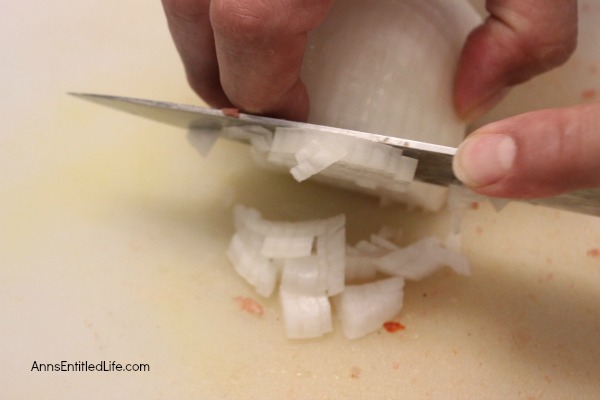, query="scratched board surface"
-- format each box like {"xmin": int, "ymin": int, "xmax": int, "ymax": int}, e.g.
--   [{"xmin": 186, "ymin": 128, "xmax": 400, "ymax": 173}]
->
[{"xmin": 1, "ymin": 1, "xmax": 600, "ymax": 399}]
